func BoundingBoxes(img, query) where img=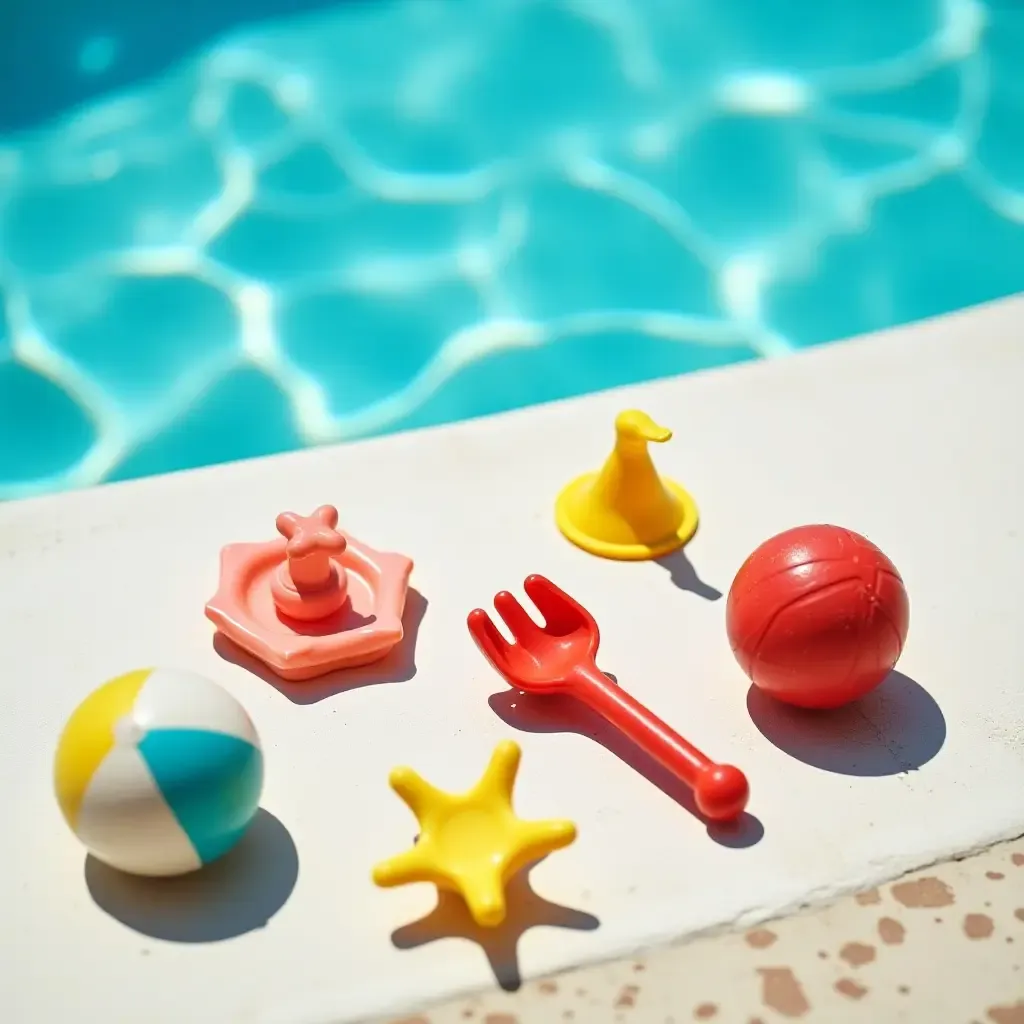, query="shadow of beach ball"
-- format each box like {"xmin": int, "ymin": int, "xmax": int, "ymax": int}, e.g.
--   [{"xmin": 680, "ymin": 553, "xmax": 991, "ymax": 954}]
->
[{"xmin": 86, "ymin": 808, "xmax": 299, "ymax": 942}]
